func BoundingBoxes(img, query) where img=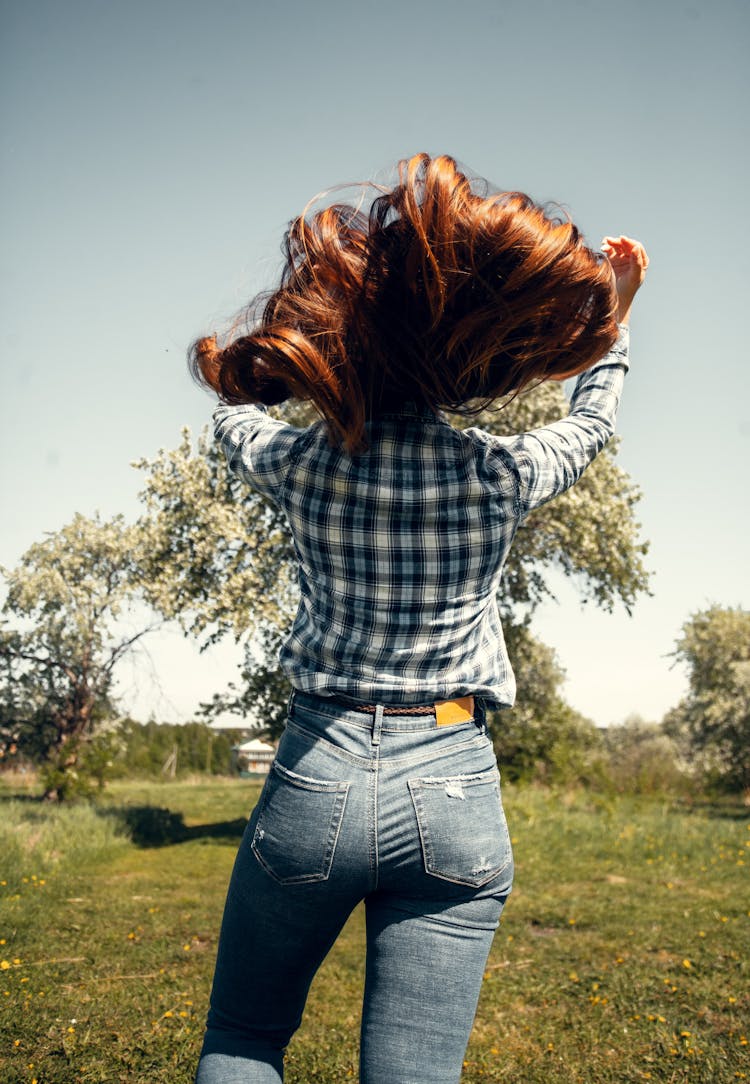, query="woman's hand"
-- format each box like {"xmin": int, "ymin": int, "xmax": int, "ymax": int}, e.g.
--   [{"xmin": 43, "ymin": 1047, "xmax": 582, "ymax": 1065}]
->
[{"xmin": 601, "ymin": 235, "xmax": 649, "ymax": 326}]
